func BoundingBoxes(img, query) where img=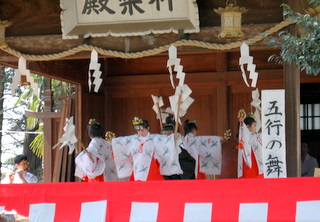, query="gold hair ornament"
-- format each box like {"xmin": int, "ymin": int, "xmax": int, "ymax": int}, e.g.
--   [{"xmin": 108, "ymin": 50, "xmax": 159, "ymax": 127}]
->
[
  {"xmin": 224, "ymin": 129, "xmax": 232, "ymax": 141},
  {"xmin": 237, "ymin": 109, "xmax": 247, "ymax": 119},
  {"xmin": 132, "ymin": 117, "xmax": 143, "ymax": 126},
  {"xmin": 88, "ymin": 118, "xmax": 99, "ymax": 125},
  {"xmin": 105, "ymin": 131, "xmax": 116, "ymax": 141},
  {"xmin": 247, "ymin": 112, "xmax": 254, "ymax": 118}
]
